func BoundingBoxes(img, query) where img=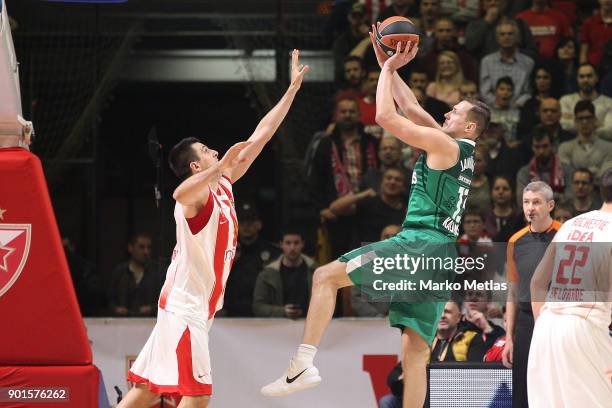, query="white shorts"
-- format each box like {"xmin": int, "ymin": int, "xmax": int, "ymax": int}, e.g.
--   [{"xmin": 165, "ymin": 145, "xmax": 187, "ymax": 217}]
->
[
  {"xmin": 128, "ymin": 308, "xmax": 213, "ymax": 396},
  {"xmin": 527, "ymin": 310, "xmax": 612, "ymax": 408}
]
